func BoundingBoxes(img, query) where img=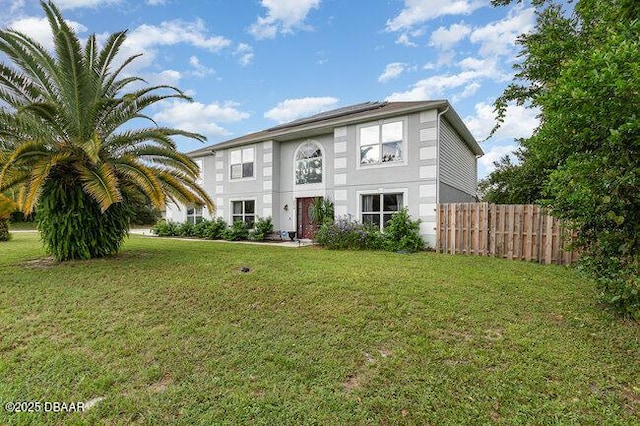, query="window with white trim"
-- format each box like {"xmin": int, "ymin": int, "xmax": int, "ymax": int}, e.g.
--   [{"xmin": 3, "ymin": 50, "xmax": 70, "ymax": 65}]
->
[
  {"xmin": 295, "ymin": 142, "xmax": 322, "ymax": 185},
  {"xmin": 359, "ymin": 120, "xmax": 404, "ymax": 165},
  {"xmin": 230, "ymin": 147, "xmax": 254, "ymax": 179},
  {"xmin": 187, "ymin": 205, "xmax": 203, "ymax": 224},
  {"xmin": 361, "ymin": 193, "xmax": 403, "ymax": 230},
  {"xmin": 232, "ymin": 200, "xmax": 255, "ymax": 226}
]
